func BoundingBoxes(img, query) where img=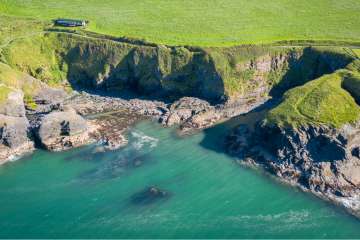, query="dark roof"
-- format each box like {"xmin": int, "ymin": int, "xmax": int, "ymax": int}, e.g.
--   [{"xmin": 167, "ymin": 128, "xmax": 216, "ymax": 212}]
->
[{"xmin": 55, "ymin": 19, "xmax": 86, "ymax": 23}]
